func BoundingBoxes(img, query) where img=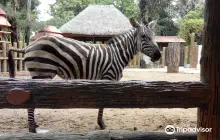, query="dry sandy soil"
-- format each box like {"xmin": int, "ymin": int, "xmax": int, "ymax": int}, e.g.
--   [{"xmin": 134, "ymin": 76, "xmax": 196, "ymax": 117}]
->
[{"xmin": 0, "ymin": 68, "xmax": 200, "ymax": 133}]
